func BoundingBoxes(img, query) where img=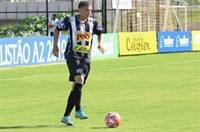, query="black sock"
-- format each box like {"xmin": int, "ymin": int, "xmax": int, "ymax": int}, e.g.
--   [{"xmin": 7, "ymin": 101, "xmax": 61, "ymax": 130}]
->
[
  {"xmin": 64, "ymin": 91, "xmax": 74, "ymax": 116},
  {"xmin": 73, "ymin": 83, "xmax": 83, "ymax": 111}
]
